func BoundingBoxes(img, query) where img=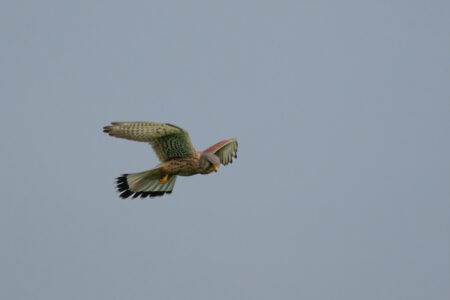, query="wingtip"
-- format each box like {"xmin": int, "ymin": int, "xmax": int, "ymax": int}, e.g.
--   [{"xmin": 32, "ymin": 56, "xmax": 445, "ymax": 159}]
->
[{"xmin": 103, "ymin": 122, "xmax": 124, "ymax": 133}]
